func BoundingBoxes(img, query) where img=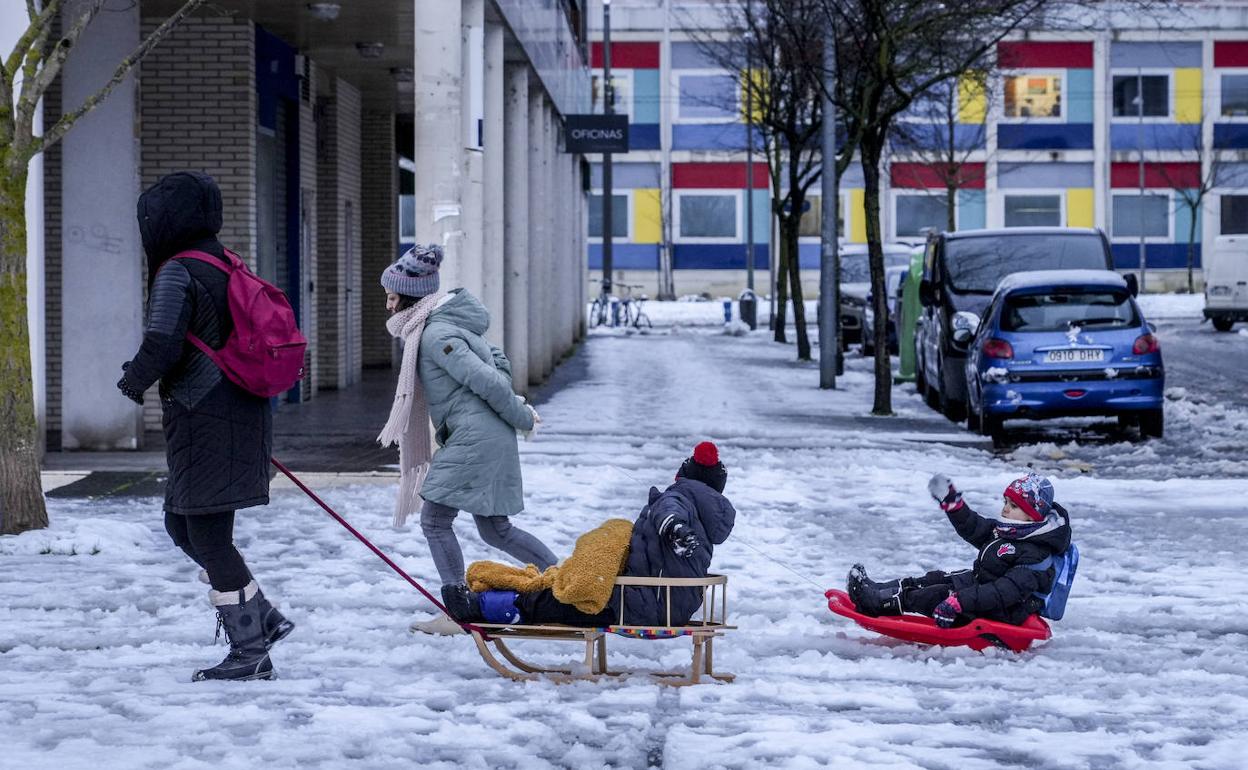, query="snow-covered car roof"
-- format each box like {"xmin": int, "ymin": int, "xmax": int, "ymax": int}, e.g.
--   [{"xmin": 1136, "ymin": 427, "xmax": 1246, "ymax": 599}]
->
[
  {"xmin": 995, "ymin": 269, "xmax": 1128, "ymax": 295},
  {"xmin": 944, "ymin": 227, "xmax": 1103, "ymax": 240}
]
